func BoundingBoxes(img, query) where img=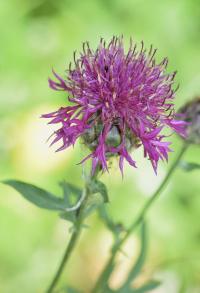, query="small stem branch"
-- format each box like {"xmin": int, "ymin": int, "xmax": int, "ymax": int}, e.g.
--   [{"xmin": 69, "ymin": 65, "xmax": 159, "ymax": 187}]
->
[
  {"xmin": 46, "ymin": 188, "xmax": 89, "ymax": 293},
  {"xmin": 92, "ymin": 143, "xmax": 189, "ymax": 293}
]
